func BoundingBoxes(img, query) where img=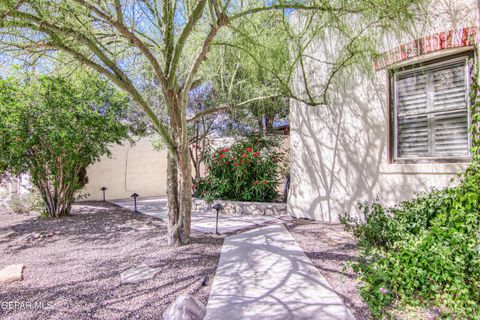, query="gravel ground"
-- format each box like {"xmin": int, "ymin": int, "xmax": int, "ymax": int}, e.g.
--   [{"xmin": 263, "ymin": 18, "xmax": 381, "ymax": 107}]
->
[
  {"xmin": 0, "ymin": 201, "xmax": 224, "ymax": 320},
  {"xmin": 285, "ymin": 219, "xmax": 371, "ymax": 320}
]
